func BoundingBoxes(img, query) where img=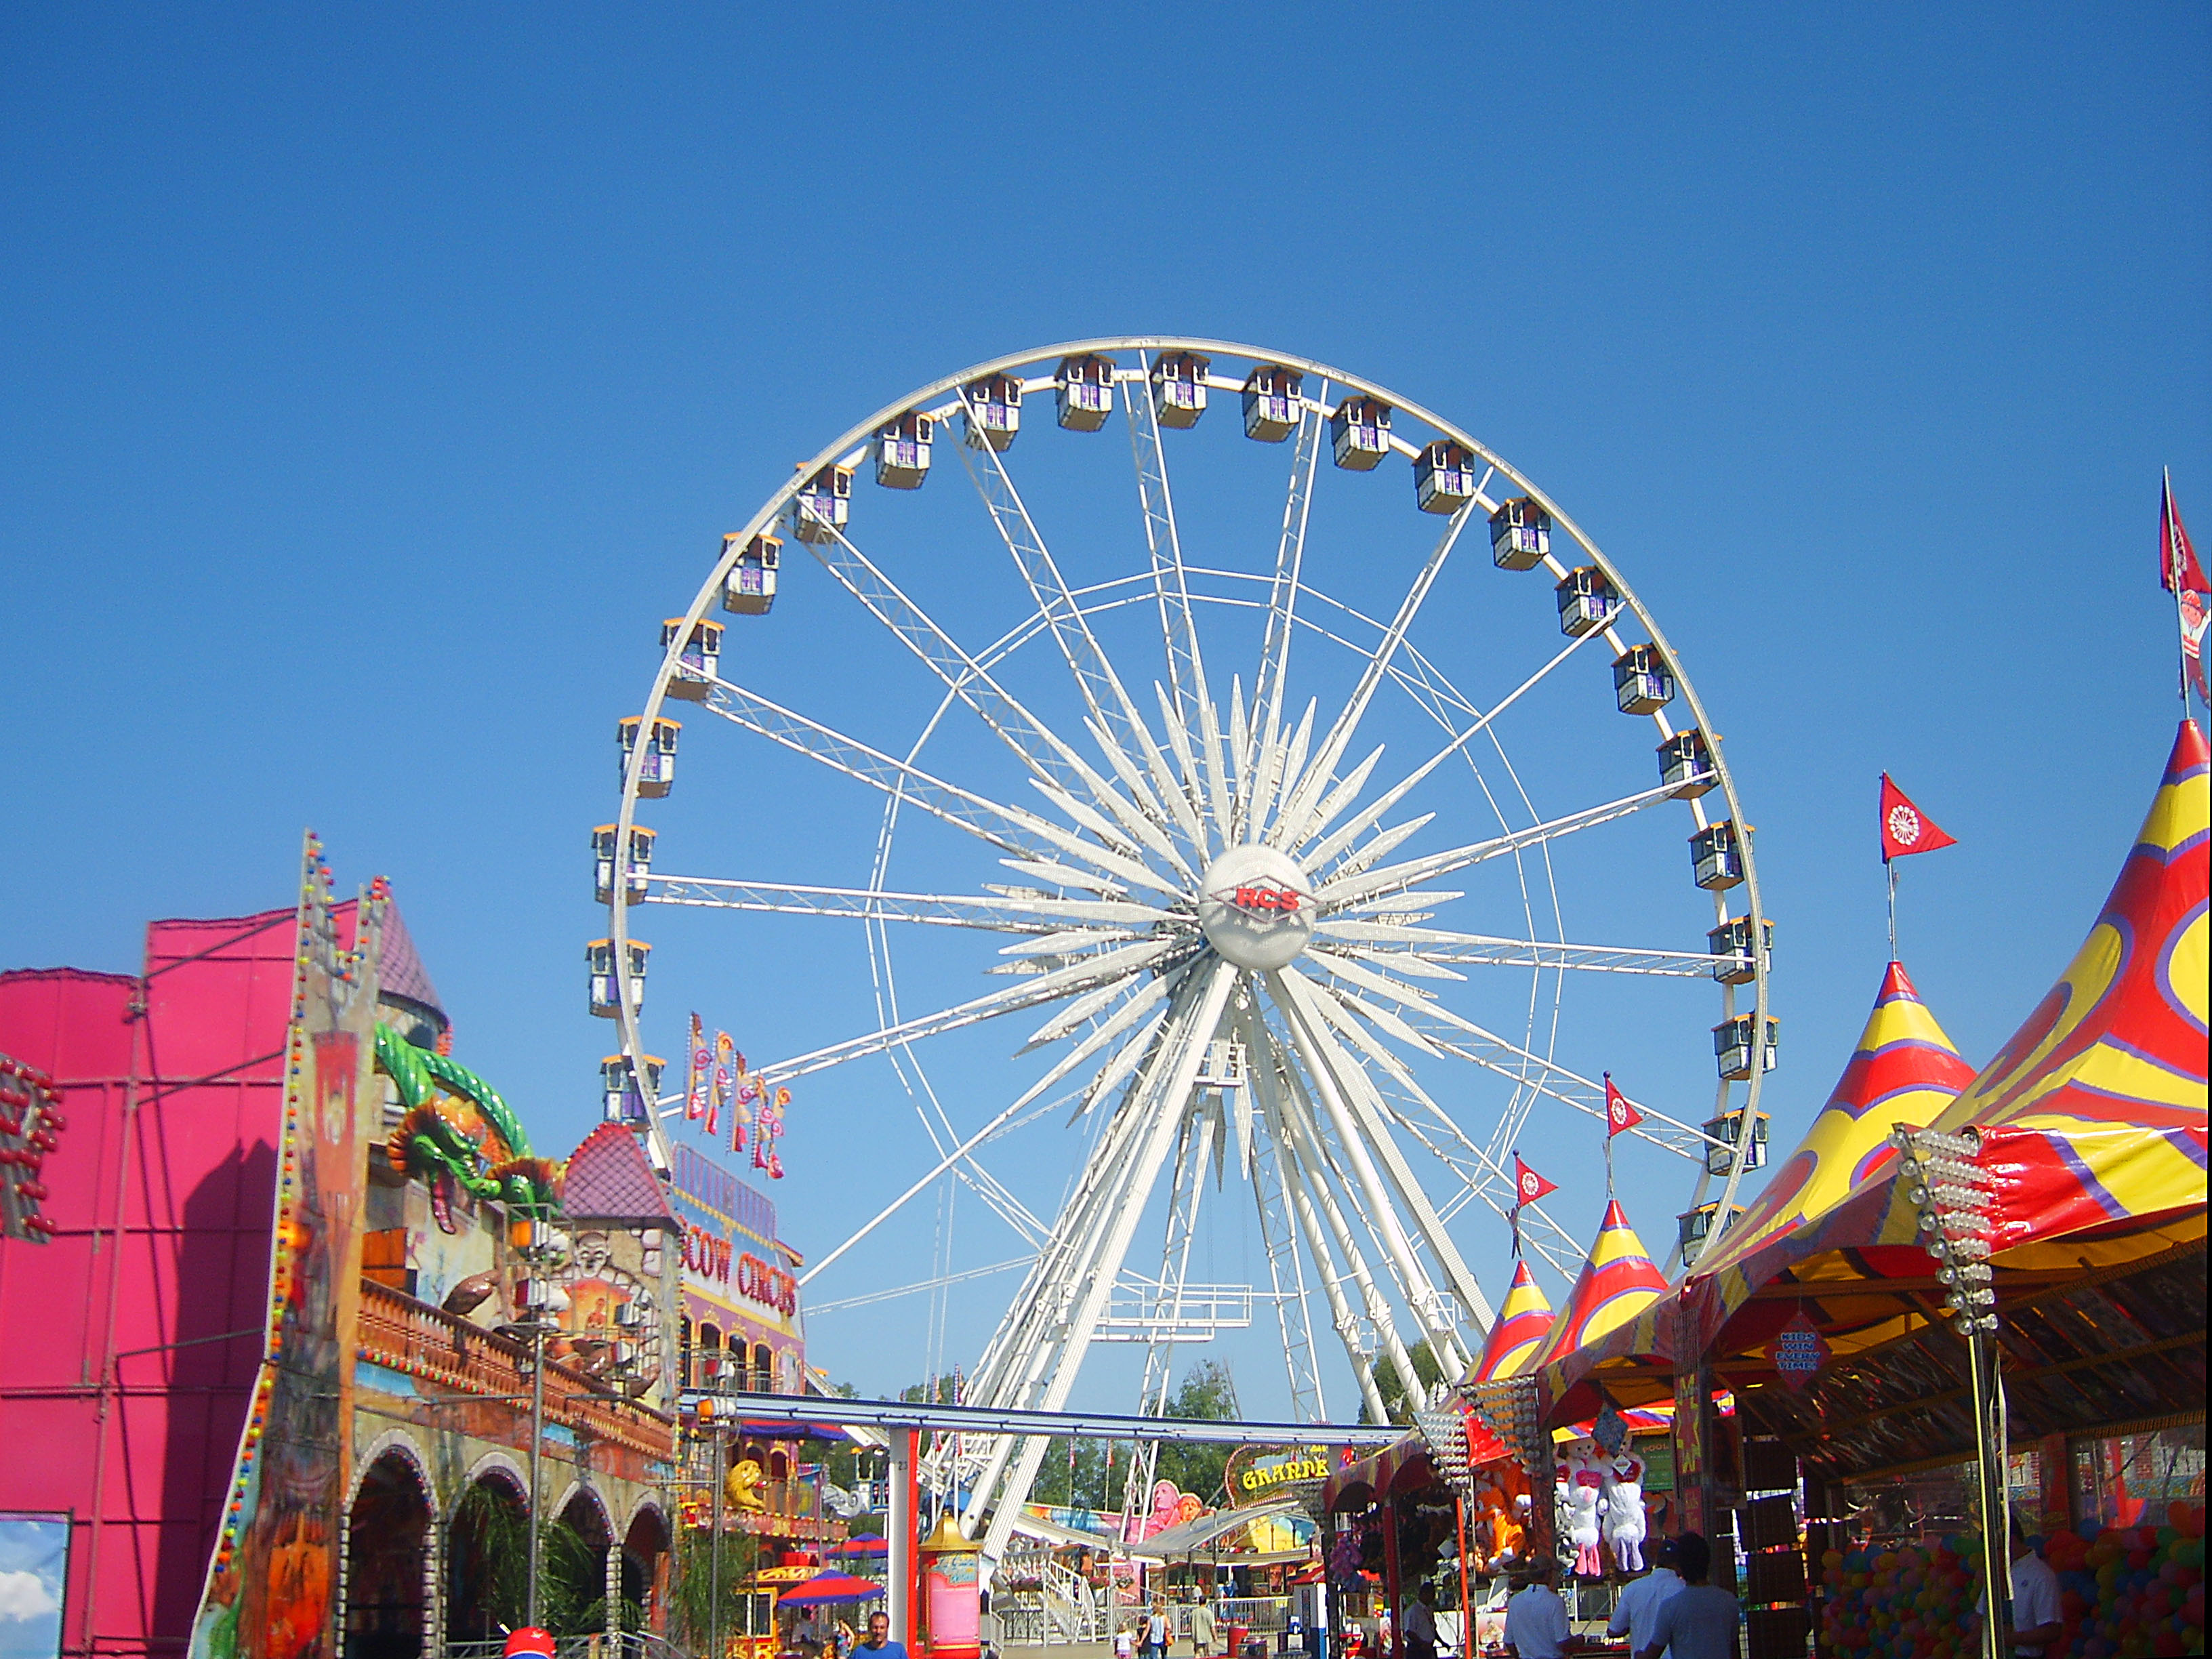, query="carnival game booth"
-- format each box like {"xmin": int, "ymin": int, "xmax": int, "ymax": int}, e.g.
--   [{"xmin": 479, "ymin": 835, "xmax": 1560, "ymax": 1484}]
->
[{"xmin": 1544, "ymin": 720, "xmax": 2209, "ymax": 1659}]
